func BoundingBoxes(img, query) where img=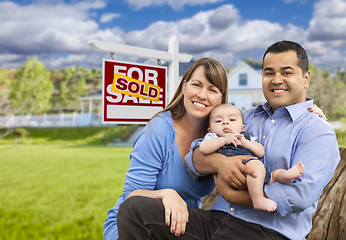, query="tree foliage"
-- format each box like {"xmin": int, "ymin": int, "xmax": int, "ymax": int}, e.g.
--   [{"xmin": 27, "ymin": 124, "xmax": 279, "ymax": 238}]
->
[
  {"xmin": 50, "ymin": 65, "xmax": 102, "ymax": 112},
  {"xmin": 307, "ymin": 65, "xmax": 346, "ymax": 120},
  {"xmin": 10, "ymin": 57, "xmax": 54, "ymax": 114}
]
